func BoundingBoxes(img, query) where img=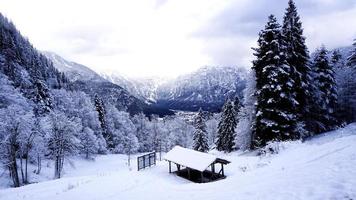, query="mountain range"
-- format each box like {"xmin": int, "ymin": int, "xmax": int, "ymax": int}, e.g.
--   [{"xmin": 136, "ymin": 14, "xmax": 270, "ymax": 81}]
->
[{"xmin": 45, "ymin": 52, "xmax": 247, "ymax": 113}]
